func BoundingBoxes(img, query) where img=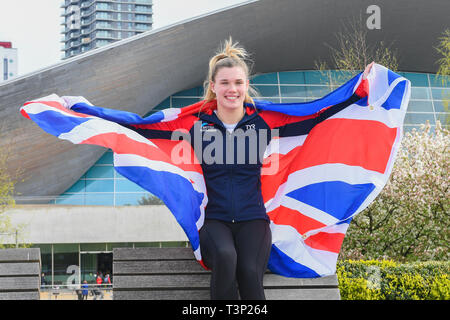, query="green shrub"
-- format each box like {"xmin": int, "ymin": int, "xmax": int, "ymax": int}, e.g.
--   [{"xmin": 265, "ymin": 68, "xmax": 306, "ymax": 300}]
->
[{"xmin": 336, "ymin": 260, "xmax": 450, "ymax": 300}]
